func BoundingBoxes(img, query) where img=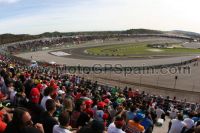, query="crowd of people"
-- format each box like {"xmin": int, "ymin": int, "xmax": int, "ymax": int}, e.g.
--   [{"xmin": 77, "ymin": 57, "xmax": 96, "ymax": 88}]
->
[
  {"xmin": 0, "ymin": 48, "xmax": 200, "ymax": 133},
  {"xmin": 4, "ymin": 35, "xmax": 110, "ymax": 54}
]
